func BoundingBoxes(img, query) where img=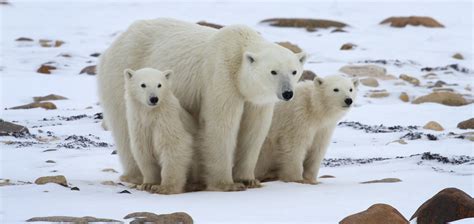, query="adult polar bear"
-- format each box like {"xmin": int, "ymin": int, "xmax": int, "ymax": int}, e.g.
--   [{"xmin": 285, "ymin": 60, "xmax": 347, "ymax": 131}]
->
[{"xmin": 97, "ymin": 18, "xmax": 306, "ymax": 191}]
